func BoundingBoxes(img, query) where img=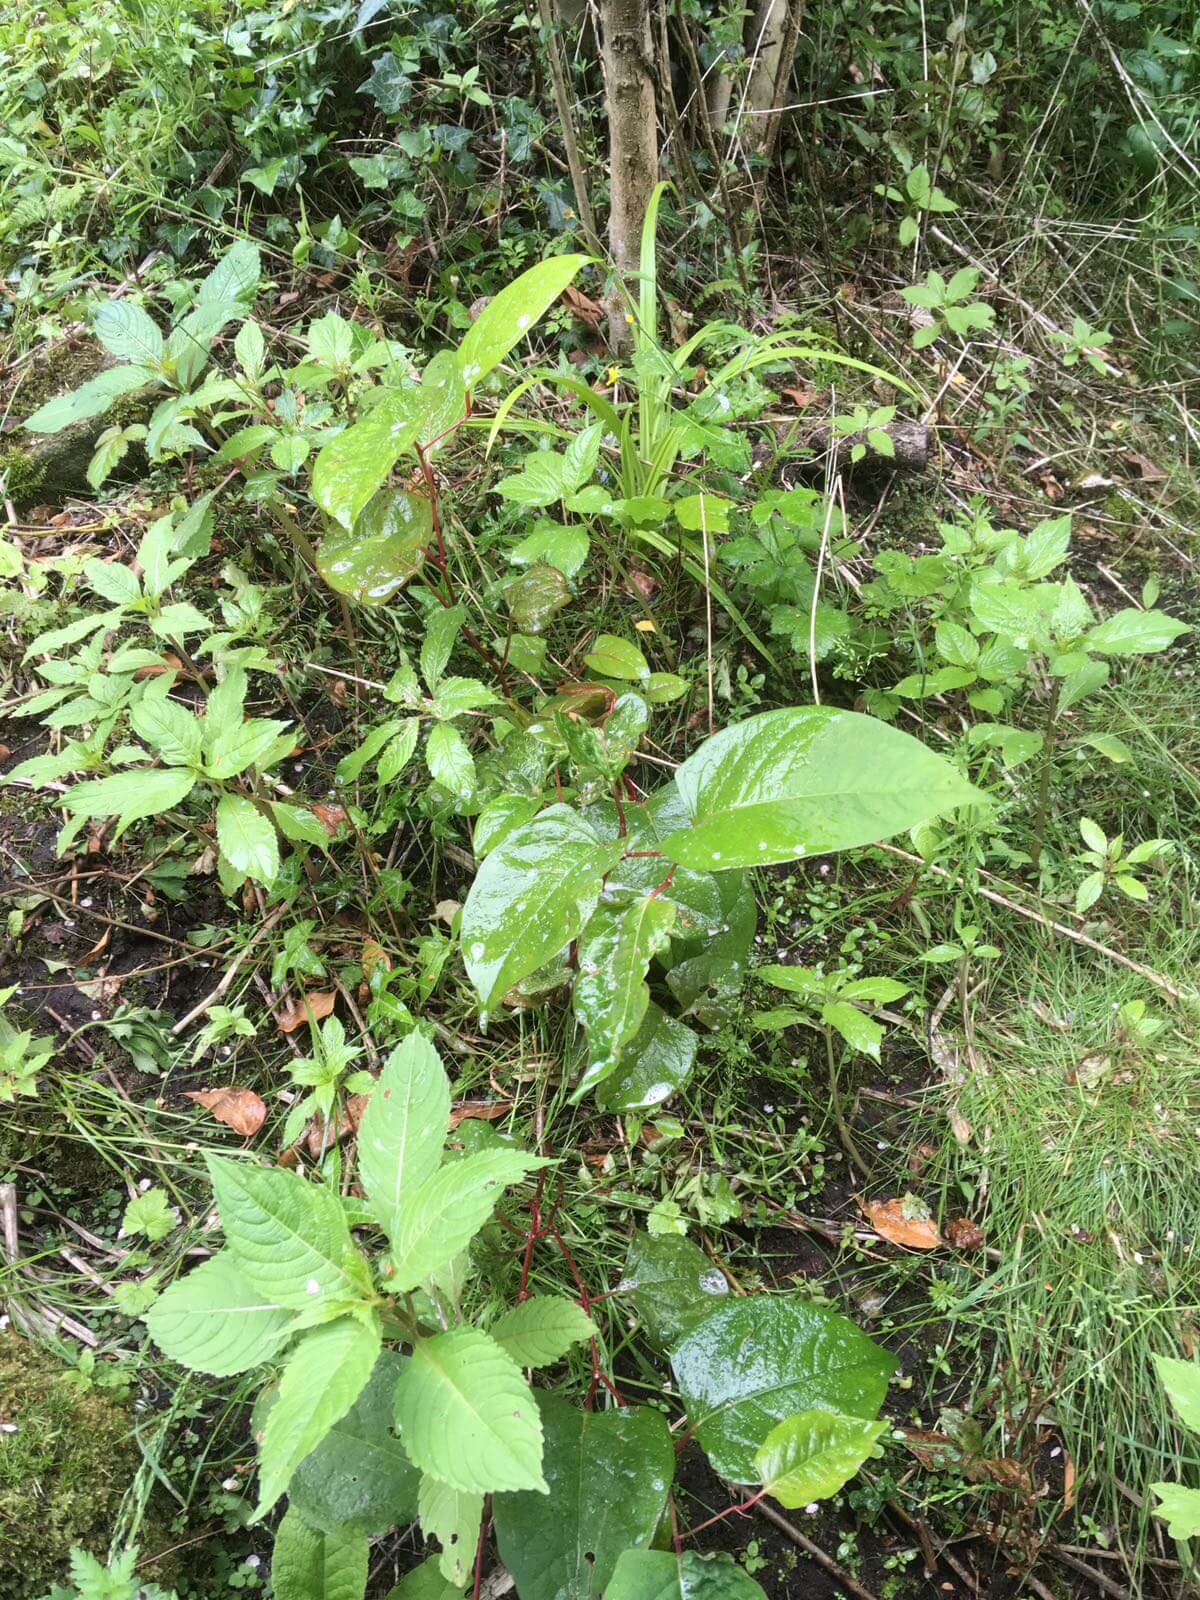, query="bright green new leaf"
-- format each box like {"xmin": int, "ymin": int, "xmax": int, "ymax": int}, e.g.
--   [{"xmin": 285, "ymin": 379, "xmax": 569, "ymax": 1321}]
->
[
  {"xmin": 418, "ymin": 1476, "xmax": 482, "ymax": 1587},
  {"xmin": 455, "ymin": 255, "xmax": 588, "ymax": 388},
  {"xmin": 1154, "ymin": 1355, "xmax": 1200, "ymax": 1433},
  {"xmin": 389, "ymin": 1150, "xmax": 548, "ymax": 1290},
  {"xmin": 128, "ymin": 698, "xmax": 199, "ymax": 772},
  {"xmin": 674, "ymin": 493, "xmax": 731, "ymax": 534},
  {"xmin": 493, "ymin": 1394, "xmax": 674, "ymax": 1600},
  {"xmin": 215, "ymin": 794, "xmax": 279, "ymax": 885},
  {"xmin": 271, "ymin": 1508, "xmax": 368, "ymax": 1600},
  {"xmin": 1085, "ymin": 609, "xmax": 1191, "ymax": 656},
  {"xmin": 426, "ymin": 723, "xmax": 475, "ymax": 797},
  {"xmin": 122, "ymin": 1186, "xmax": 175, "ymax": 1241},
  {"xmin": 394, "ymin": 1326, "xmax": 547, "ymax": 1493},
  {"xmin": 490, "ymin": 1295, "xmax": 596, "ymax": 1368},
  {"xmin": 256, "ymin": 1314, "xmax": 382, "ymax": 1517},
  {"xmin": 357, "ymin": 1032, "xmax": 450, "ymax": 1249},
  {"xmin": 753, "ymin": 1409, "xmax": 886, "ymax": 1506},
  {"xmin": 820, "ymin": 999, "xmax": 886, "ymax": 1060},
  {"xmin": 670, "ymin": 1294, "xmax": 896, "ymax": 1481},
  {"xmin": 1151, "ymin": 1482, "xmax": 1200, "ymax": 1541},
  {"xmin": 460, "ymin": 804, "xmax": 622, "ymax": 1014},
  {"xmin": 573, "ymin": 895, "xmax": 676, "ymax": 1096},
  {"xmin": 606, "ymin": 1550, "xmax": 767, "ymax": 1600},
  {"xmin": 146, "ymin": 1248, "xmax": 292, "ymax": 1376},
  {"xmin": 662, "ymin": 707, "xmax": 982, "ymax": 872}
]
